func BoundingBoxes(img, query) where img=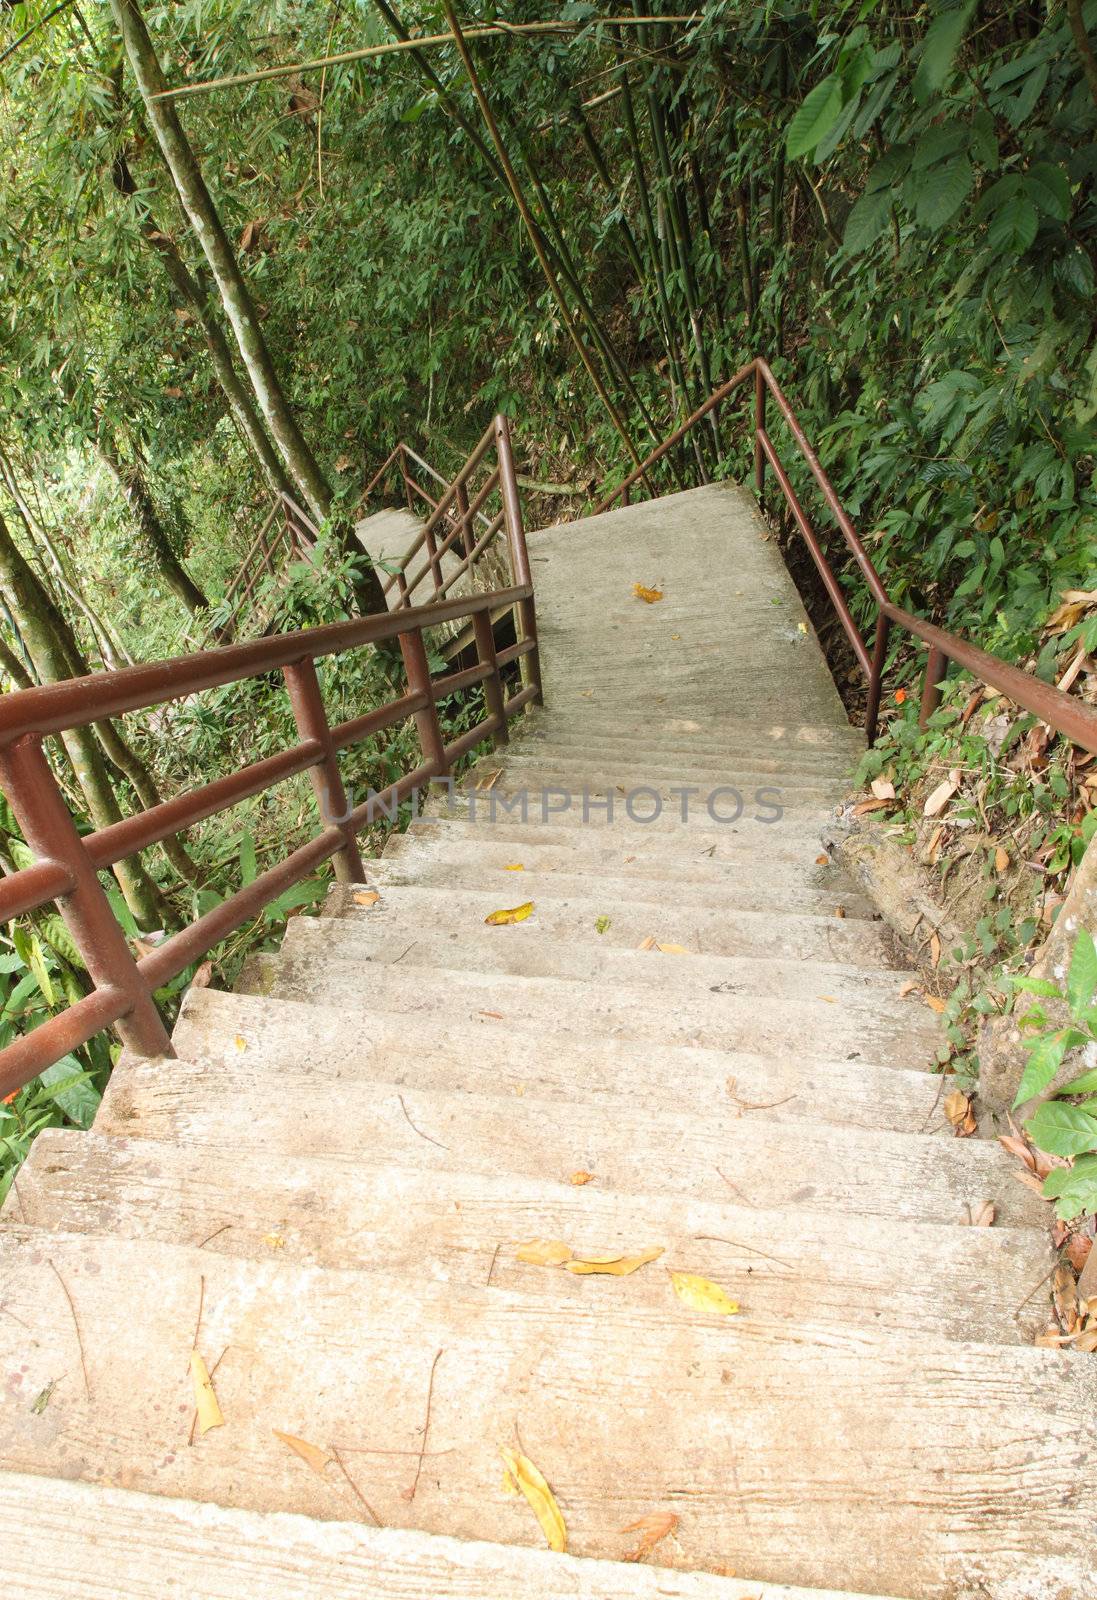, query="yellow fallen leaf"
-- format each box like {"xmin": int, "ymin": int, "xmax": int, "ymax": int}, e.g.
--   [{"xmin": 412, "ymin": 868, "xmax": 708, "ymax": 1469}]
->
[
  {"xmin": 796, "ymin": 621, "xmax": 808, "ymax": 635},
  {"xmin": 233, "ymin": 1035, "xmax": 247, "ymax": 1051},
  {"xmin": 670, "ymin": 1272, "xmax": 740, "ymax": 1317},
  {"xmin": 503, "ymin": 863, "xmax": 525, "ymax": 871},
  {"xmin": 633, "ymin": 583, "xmax": 663, "ymax": 604},
  {"xmin": 500, "ymin": 1448, "xmax": 567, "ymax": 1552},
  {"xmin": 637, "ymin": 935, "xmax": 657, "ymax": 951},
  {"xmin": 815, "ymin": 853, "xmax": 830, "ymax": 865},
  {"xmin": 516, "ymin": 1238, "xmax": 573, "ymax": 1266},
  {"xmin": 264, "ymin": 1233, "xmax": 286, "ymax": 1250},
  {"xmin": 190, "ymin": 1351, "xmax": 224, "ymax": 1435},
  {"xmin": 273, "ymin": 1429, "xmax": 330, "ymax": 1474},
  {"xmin": 569, "ymin": 1170, "xmax": 594, "ymax": 1186},
  {"xmin": 501, "ymin": 1464, "xmax": 519, "ymax": 1496},
  {"xmin": 485, "ymin": 901, "xmax": 534, "ymax": 926},
  {"xmin": 670, "ymin": 632, "xmax": 681, "ymax": 640},
  {"xmin": 622, "ymin": 1510, "xmax": 680, "ymax": 1563},
  {"xmin": 353, "ymin": 889, "xmax": 380, "ymax": 907},
  {"xmin": 565, "ymin": 1246, "xmax": 664, "ymax": 1277},
  {"xmin": 656, "ymin": 943, "xmax": 691, "ymax": 955}
]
